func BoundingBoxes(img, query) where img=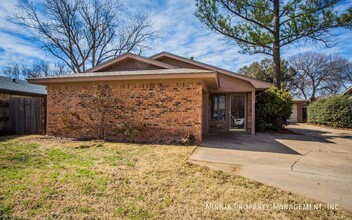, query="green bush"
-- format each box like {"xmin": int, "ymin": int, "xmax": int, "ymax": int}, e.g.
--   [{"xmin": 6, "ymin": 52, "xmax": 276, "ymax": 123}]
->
[
  {"xmin": 256, "ymin": 87, "xmax": 293, "ymax": 132},
  {"xmin": 307, "ymin": 95, "xmax": 352, "ymax": 128}
]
